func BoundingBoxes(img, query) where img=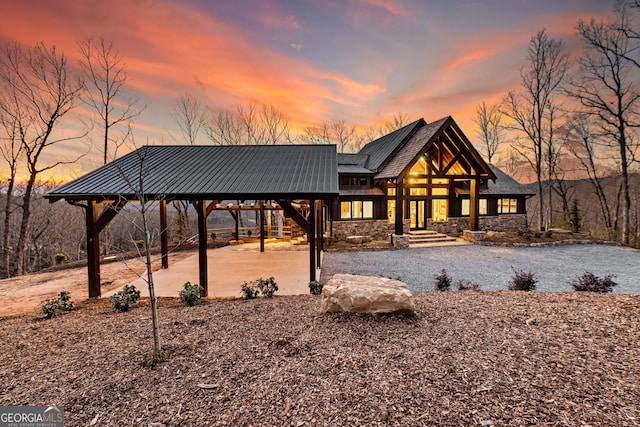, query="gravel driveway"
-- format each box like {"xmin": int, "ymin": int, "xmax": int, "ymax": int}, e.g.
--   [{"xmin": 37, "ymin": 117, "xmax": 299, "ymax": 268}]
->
[{"xmin": 321, "ymin": 243, "xmax": 640, "ymax": 293}]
